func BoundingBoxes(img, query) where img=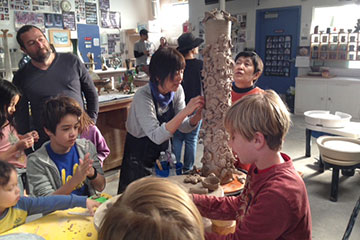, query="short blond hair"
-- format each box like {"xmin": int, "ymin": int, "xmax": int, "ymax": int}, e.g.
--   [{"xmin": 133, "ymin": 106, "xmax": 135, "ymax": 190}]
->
[
  {"xmin": 224, "ymin": 90, "xmax": 291, "ymax": 151},
  {"xmin": 98, "ymin": 177, "xmax": 205, "ymax": 240}
]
